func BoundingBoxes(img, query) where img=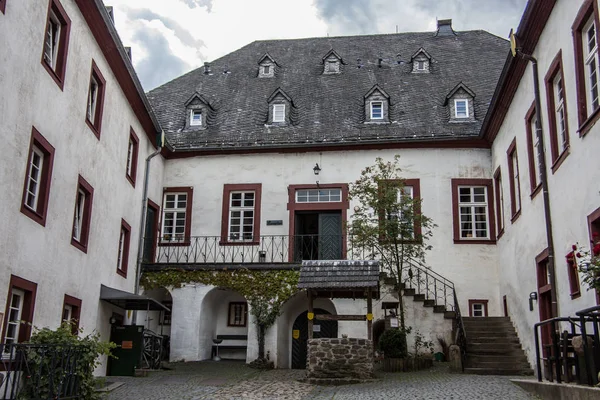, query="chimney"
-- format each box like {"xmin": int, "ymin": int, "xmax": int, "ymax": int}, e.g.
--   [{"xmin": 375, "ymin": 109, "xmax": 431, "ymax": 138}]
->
[
  {"xmin": 435, "ymin": 19, "xmax": 455, "ymax": 36},
  {"xmin": 203, "ymin": 62, "xmax": 210, "ymax": 75}
]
